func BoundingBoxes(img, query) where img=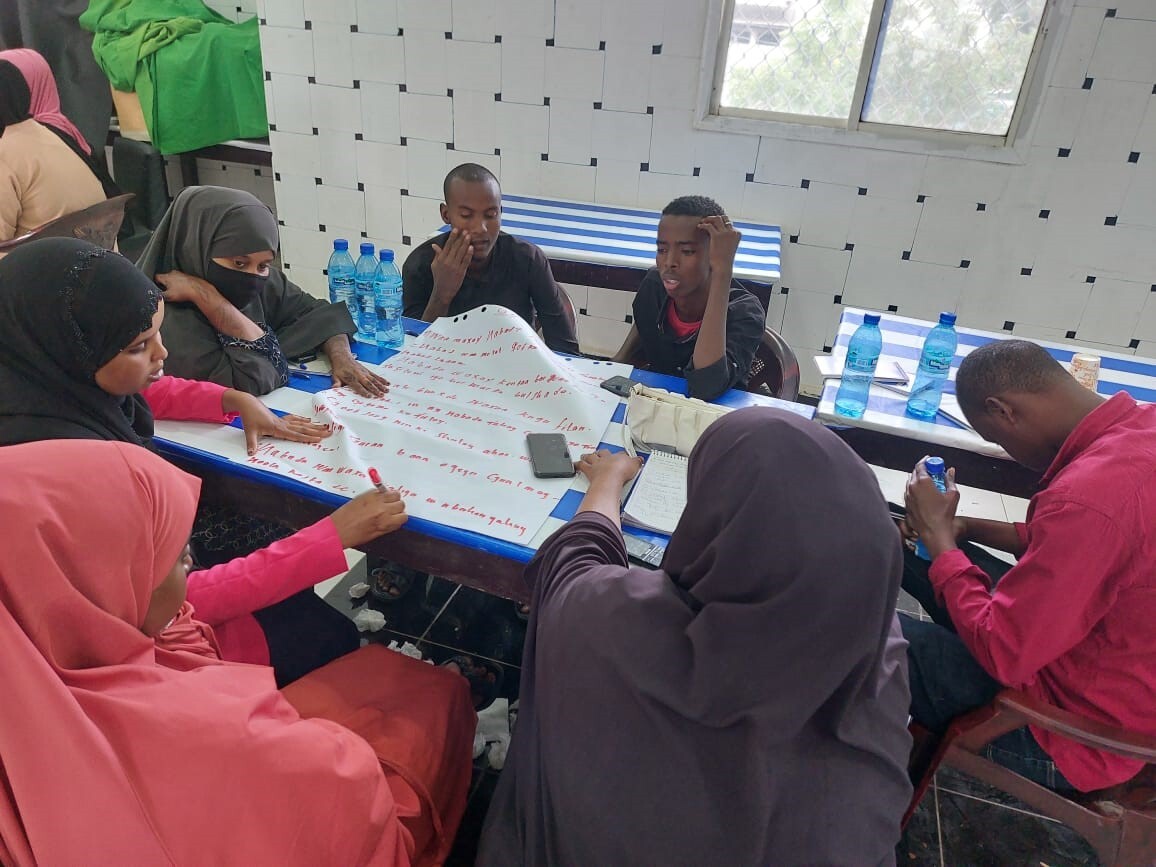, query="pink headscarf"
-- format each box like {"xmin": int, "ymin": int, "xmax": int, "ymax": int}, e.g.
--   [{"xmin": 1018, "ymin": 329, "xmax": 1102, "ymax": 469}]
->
[
  {"xmin": 0, "ymin": 440, "xmax": 408, "ymax": 866},
  {"xmin": 0, "ymin": 48, "xmax": 91, "ymax": 154}
]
